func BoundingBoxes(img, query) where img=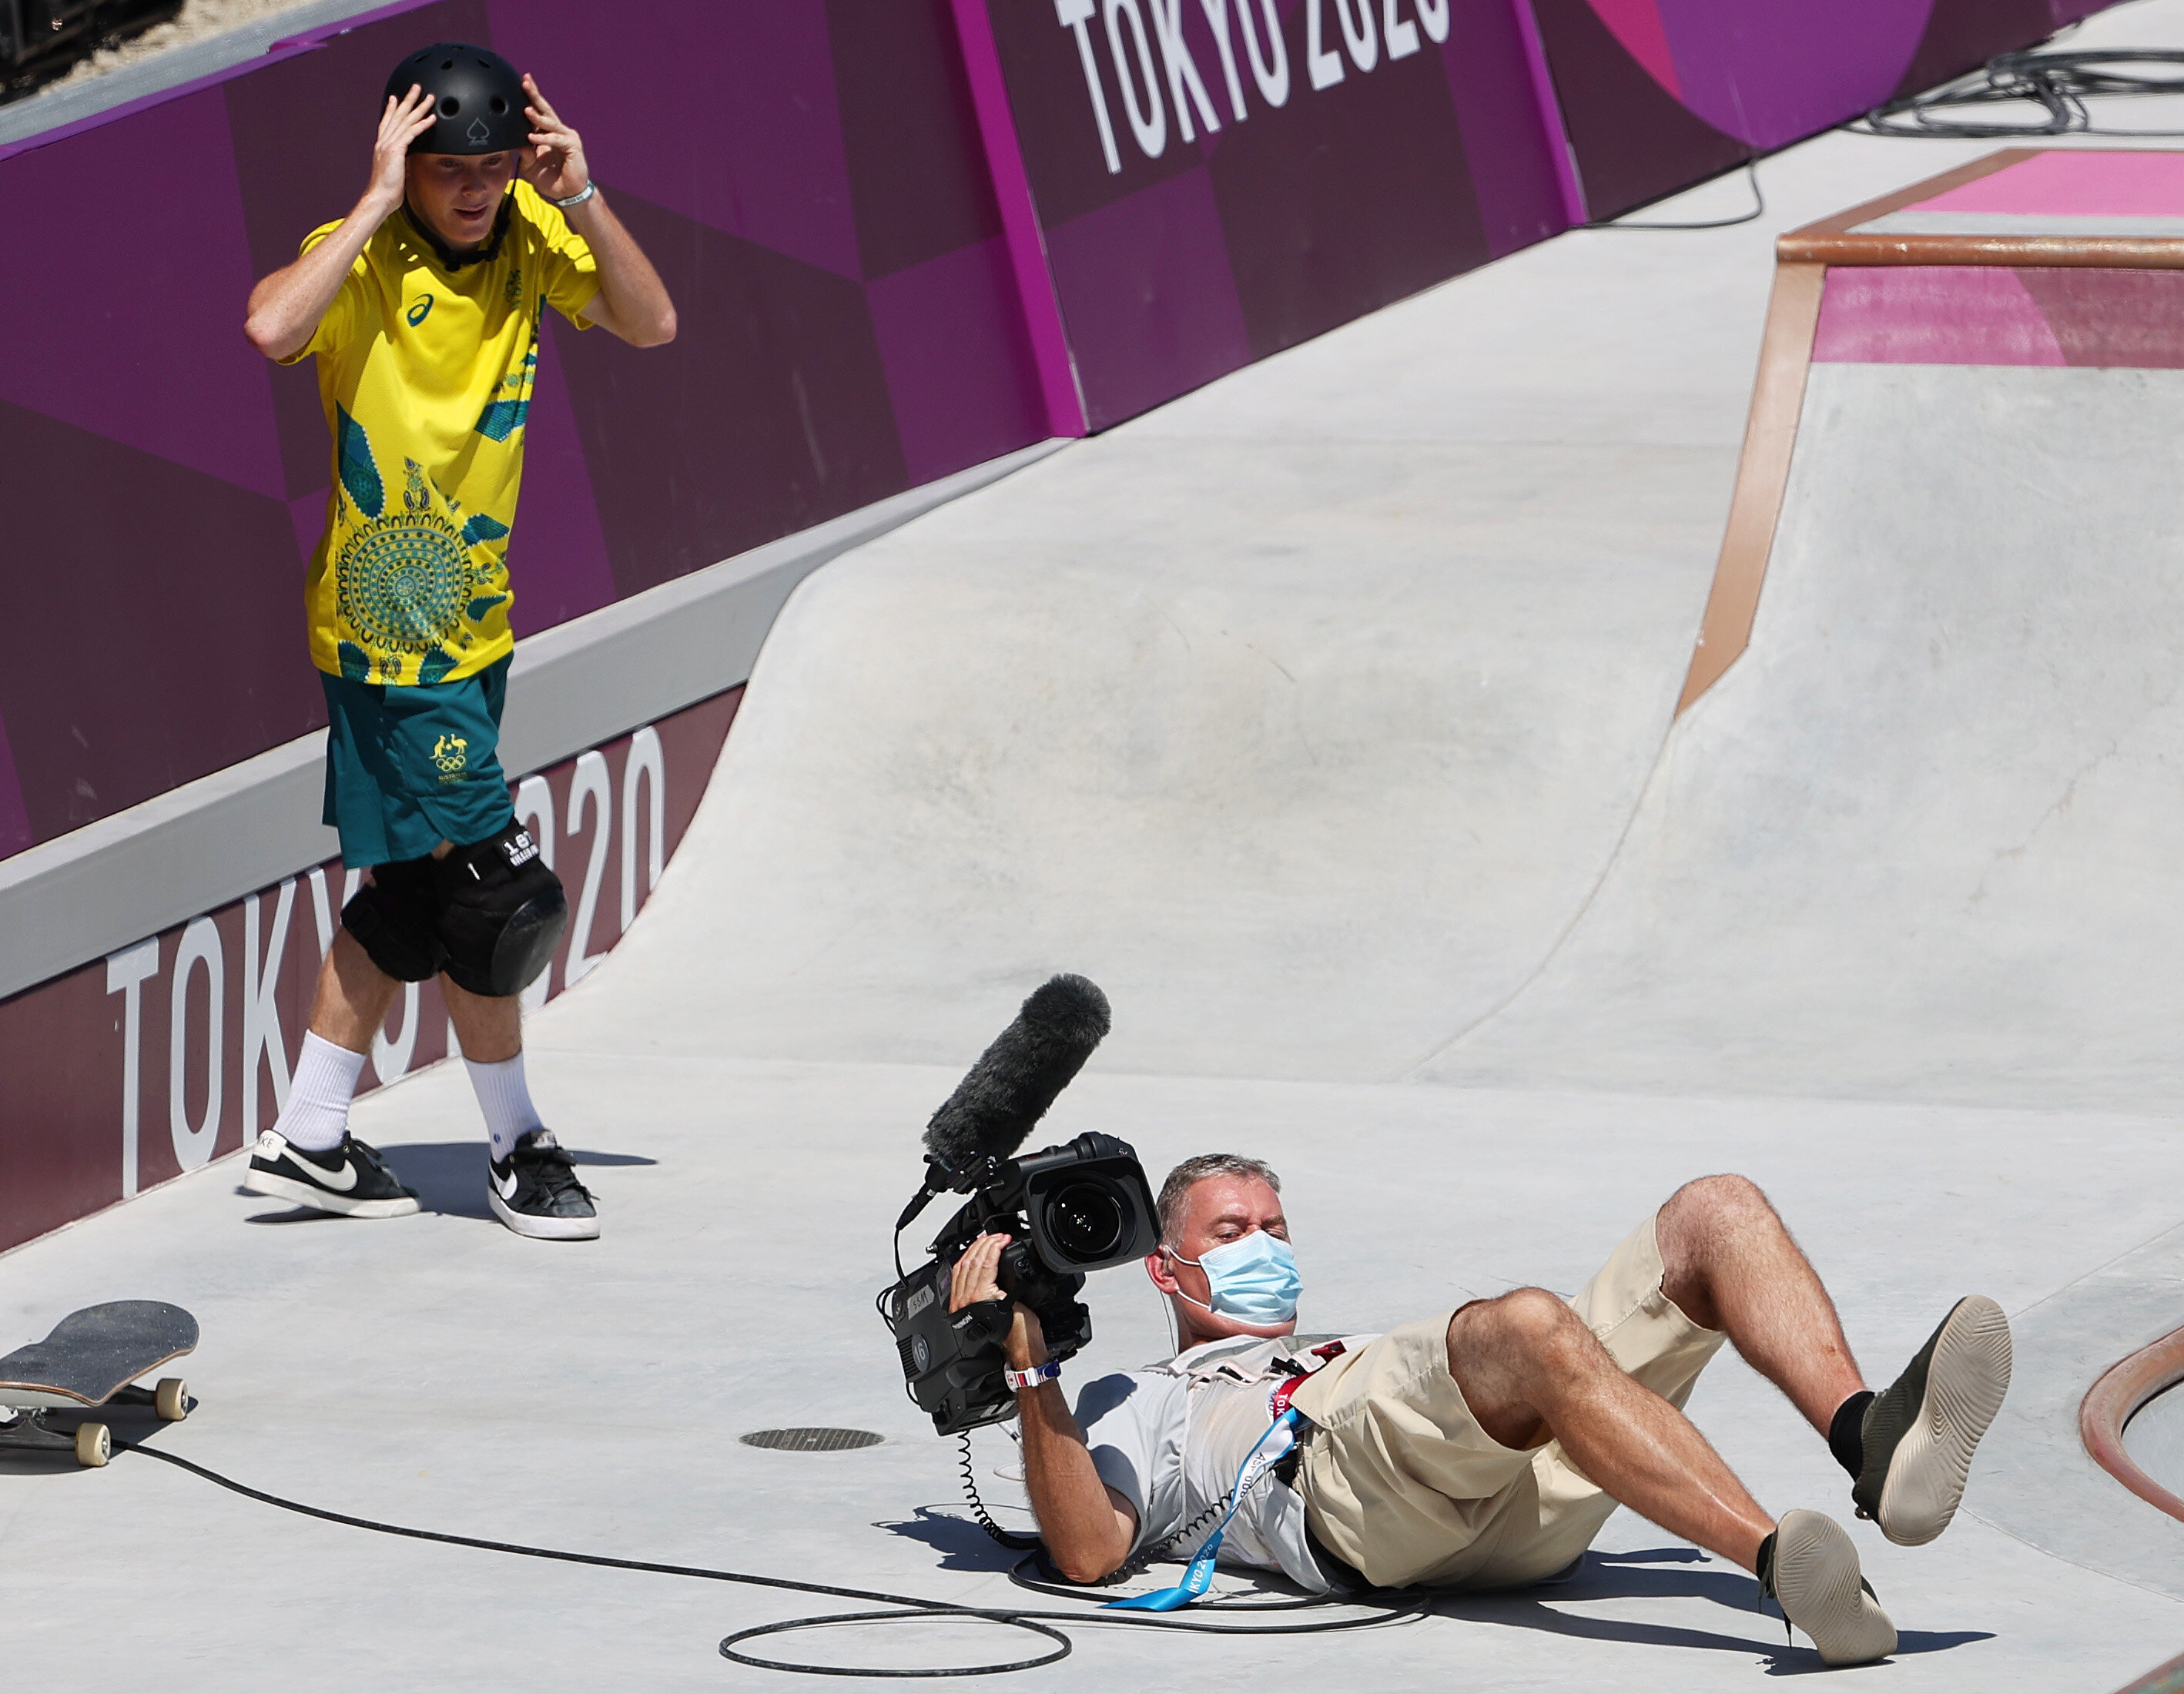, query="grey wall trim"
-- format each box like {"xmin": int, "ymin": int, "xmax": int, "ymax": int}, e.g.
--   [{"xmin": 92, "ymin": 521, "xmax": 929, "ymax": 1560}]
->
[
  {"xmin": 0, "ymin": 440, "xmax": 1065, "ymax": 1004},
  {"xmin": 0, "ymin": 0, "xmax": 394, "ymax": 149}
]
